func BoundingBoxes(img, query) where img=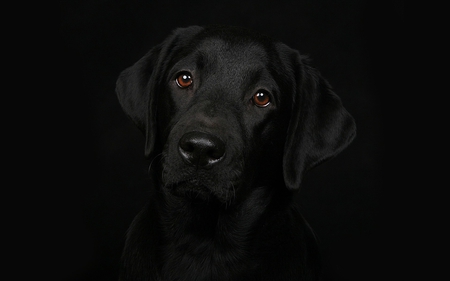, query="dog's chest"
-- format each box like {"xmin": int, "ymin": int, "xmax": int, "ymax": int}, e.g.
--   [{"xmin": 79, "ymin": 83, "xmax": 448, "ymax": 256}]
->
[
  {"xmin": 161, "ymin": 239, "xmax": 257, "ymax": 281},
  {"xmin": 159, "ymin": 216, "xmax": 261, "ymax": 281}
]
